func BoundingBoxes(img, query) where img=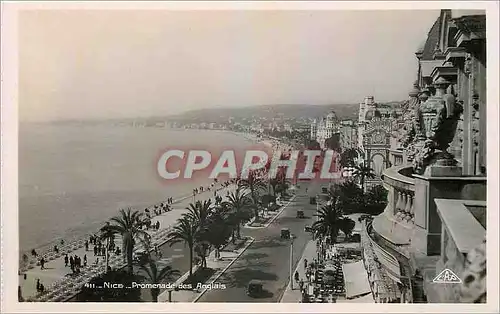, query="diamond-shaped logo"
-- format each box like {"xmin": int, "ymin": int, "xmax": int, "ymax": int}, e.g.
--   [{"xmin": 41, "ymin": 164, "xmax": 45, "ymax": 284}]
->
[{"xmin": 432, "ymin": 268, "xmax": 462, "ymax": 283}]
